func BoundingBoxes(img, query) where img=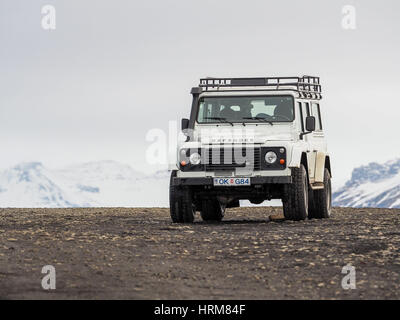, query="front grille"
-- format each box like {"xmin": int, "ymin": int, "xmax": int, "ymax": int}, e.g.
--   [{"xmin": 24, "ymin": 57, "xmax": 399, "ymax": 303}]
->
[{"xmin": 203, "ymin": 147, "xmax": 261, "ymax": 171}]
